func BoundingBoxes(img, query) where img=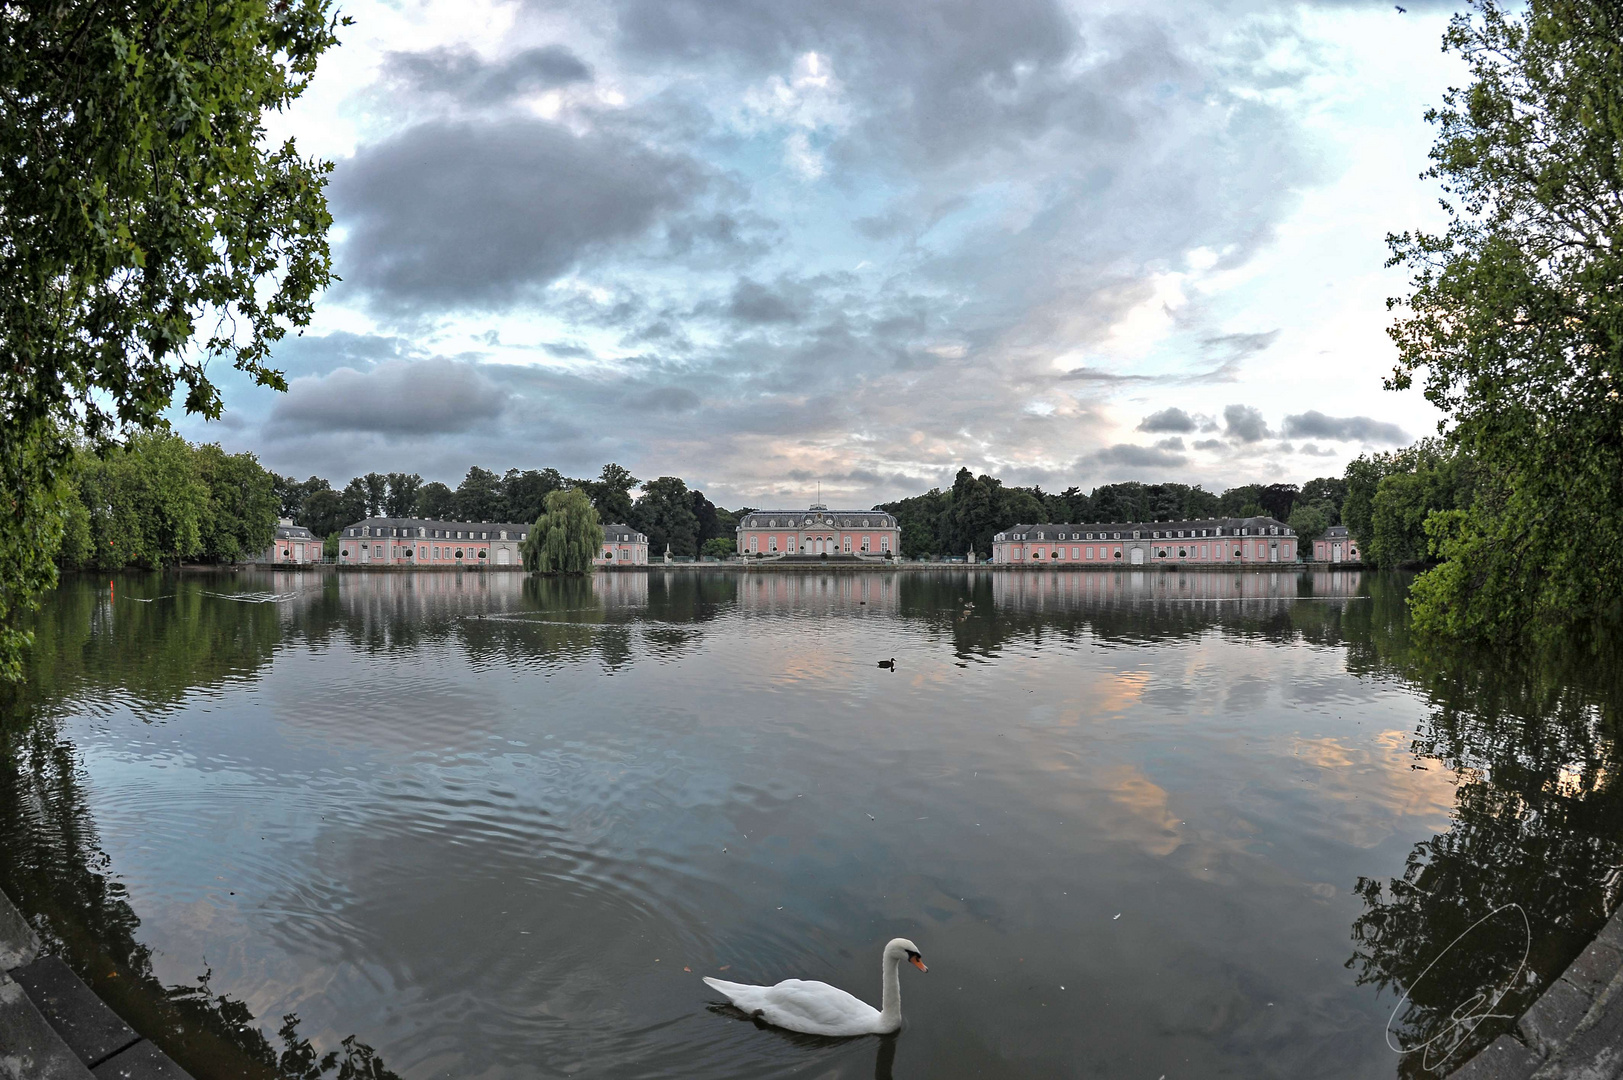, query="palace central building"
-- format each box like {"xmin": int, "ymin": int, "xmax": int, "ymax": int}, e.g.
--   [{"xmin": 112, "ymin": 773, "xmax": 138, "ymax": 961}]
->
[
  {"xmin": 992, "ymin": 517, "xmax": 1297, "ymax": 565},
  {"xmin": 737, "ymin": 504, "xmax": 901, "ymax": 557}
]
